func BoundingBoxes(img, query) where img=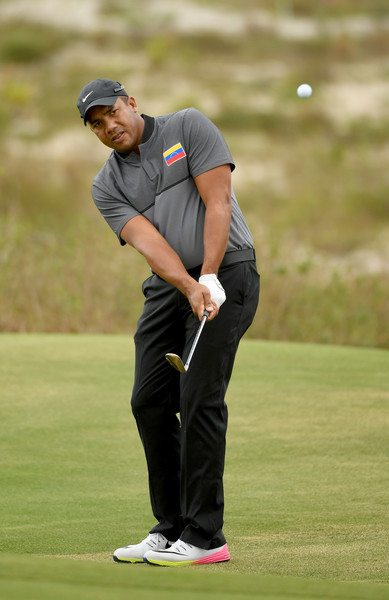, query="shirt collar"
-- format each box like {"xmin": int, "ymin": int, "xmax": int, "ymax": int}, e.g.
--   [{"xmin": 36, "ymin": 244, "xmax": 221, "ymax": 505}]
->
[
  {"xmin": 140, "ymin": 114, "xmax": 155, "ymax": 144},
  {"xmin": 115, "ymin": 114, "xmax": 155, "ymax": 160}
]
